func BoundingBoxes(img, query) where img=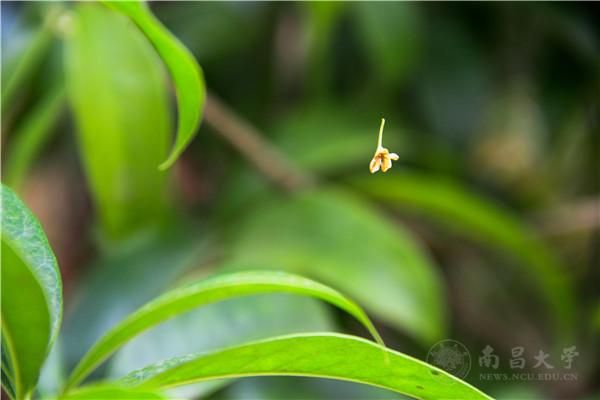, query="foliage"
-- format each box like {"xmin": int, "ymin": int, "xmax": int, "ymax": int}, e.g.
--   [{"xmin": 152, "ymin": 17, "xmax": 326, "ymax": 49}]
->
[
  {"xmin": 349, "ymin": 172, "xmax": 576, "ymax": 340},
  {"xmin": 104, "ymin": 0, "xmax": 206, "ymax": 171},
  {"xmin": 224, "ymin": 188, "xmax": 446, "ymax": 343},
  {"xmin": 0, "ymin": 185, "xmax": 487, "ymax": 400},
  {"xmin": 2, "ymin": 1, "xmax": 597, "ymax": 399},
  {"xmin": 121, "ymin": 333, "xmax": 490, "ymax": 400},
  {"xmin": 63, "ymin": 3, "xmax": 171, "ymax": 240},
  {"xmin": 1, "ymin": 185, "xmax": 62, "ymax": 400}
]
